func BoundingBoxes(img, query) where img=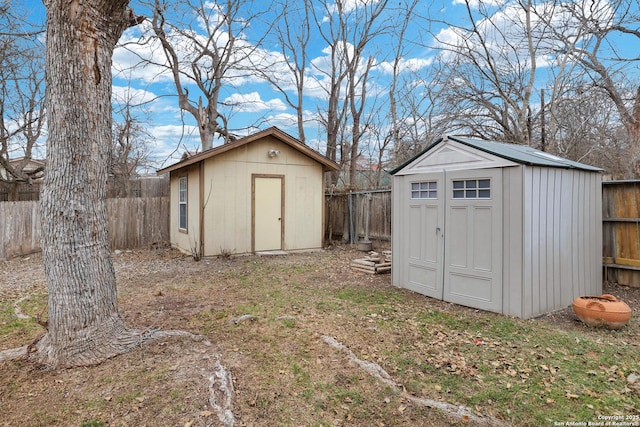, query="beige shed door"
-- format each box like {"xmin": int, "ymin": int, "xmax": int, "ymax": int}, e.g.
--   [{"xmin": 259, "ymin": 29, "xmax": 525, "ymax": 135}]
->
[{"xmin": 253, "ymin": 176, "xmax": 283, "ymax": 251}]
